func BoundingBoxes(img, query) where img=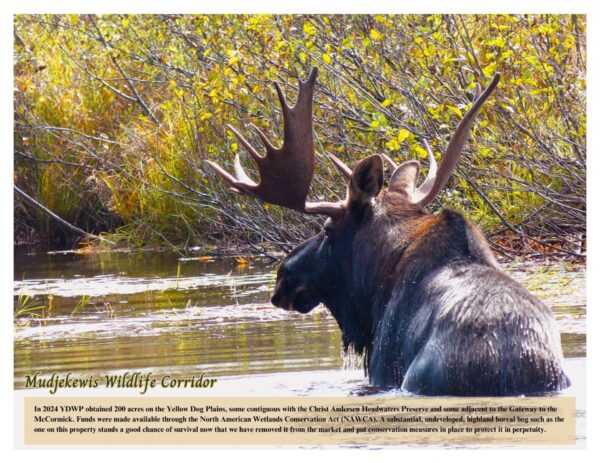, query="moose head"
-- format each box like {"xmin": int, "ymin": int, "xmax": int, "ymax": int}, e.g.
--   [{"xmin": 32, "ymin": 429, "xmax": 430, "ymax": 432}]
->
[
  {"xmin": 208, "ymin": 68, "xmax": 569, "ymax": 395},
  {"xmin": 208, "ymin": 67, "xmax": 498, "ymax": 317}
]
